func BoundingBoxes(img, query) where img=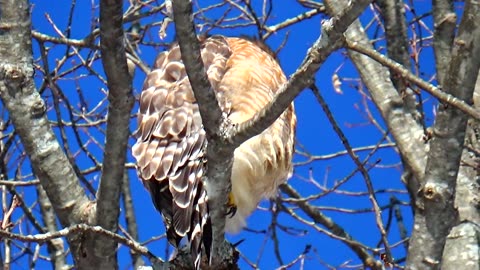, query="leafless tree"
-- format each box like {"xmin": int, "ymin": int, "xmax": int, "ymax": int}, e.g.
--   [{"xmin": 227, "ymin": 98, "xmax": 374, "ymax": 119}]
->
[{"xmin": 0, "ymin": 0, "xmax": 478, "ymax": 269}]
